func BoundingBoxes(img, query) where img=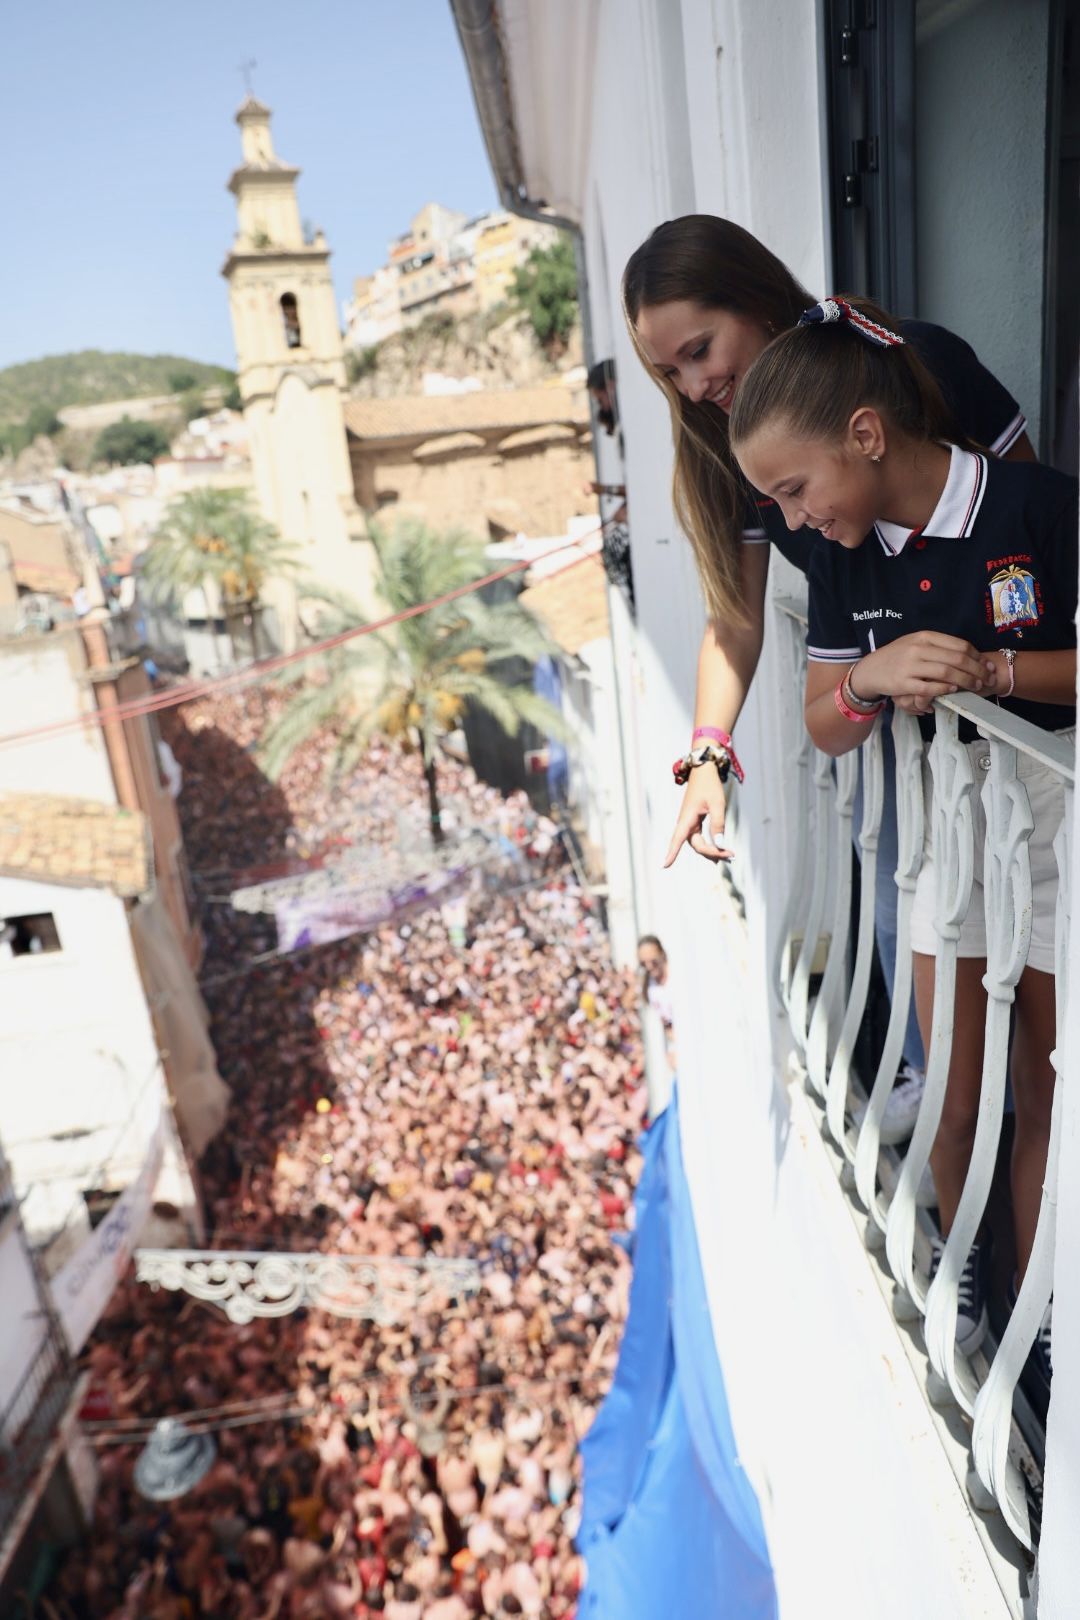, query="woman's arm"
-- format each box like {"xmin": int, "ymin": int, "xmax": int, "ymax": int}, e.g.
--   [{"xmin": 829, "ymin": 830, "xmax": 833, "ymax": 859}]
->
[
  {"xmin": 664, "ymin": 542, "xmax": 770, "ymax": 866},
  {"xmin": 805, "ymin": 633, "xmax": 989, "ymax": 756}
]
